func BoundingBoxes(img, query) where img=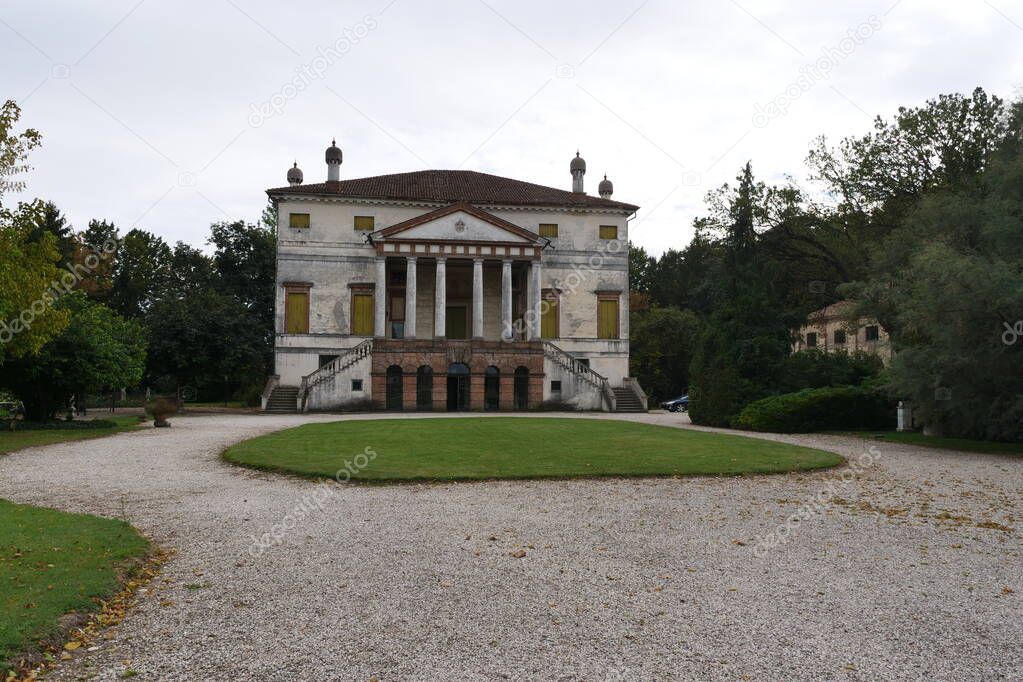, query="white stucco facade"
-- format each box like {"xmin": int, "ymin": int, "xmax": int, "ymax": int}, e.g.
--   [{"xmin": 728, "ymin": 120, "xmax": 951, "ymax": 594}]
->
[{"xmin": 266, "ymin": 151, "xmax": 641, "ymax": 412}]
